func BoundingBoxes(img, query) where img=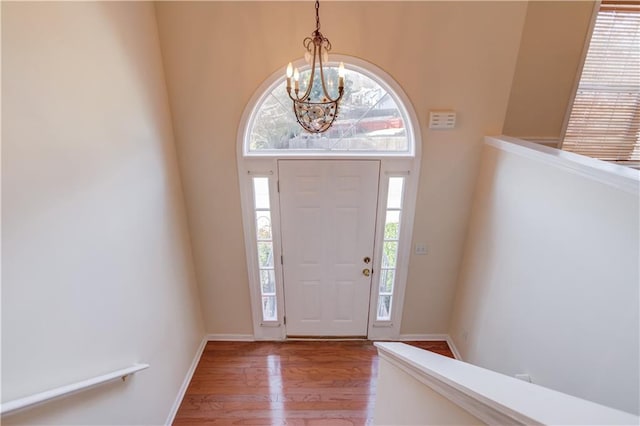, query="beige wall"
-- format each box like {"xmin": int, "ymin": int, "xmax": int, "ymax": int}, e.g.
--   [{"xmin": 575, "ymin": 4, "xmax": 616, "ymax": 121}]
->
[
  {"xmin": 449, "ymin": 140, "xmax": 640, "ymax": 414},
  {"xmin": 155, "ymin": 1, "xmax": 528, "ymax": 335},
  {"xmin": 2, "ymin": 2, "xmax": 204, "ymax": 424},
  {"xmin": 503, "ymin": 1, "xmax": 596, "ymax": 140}
]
